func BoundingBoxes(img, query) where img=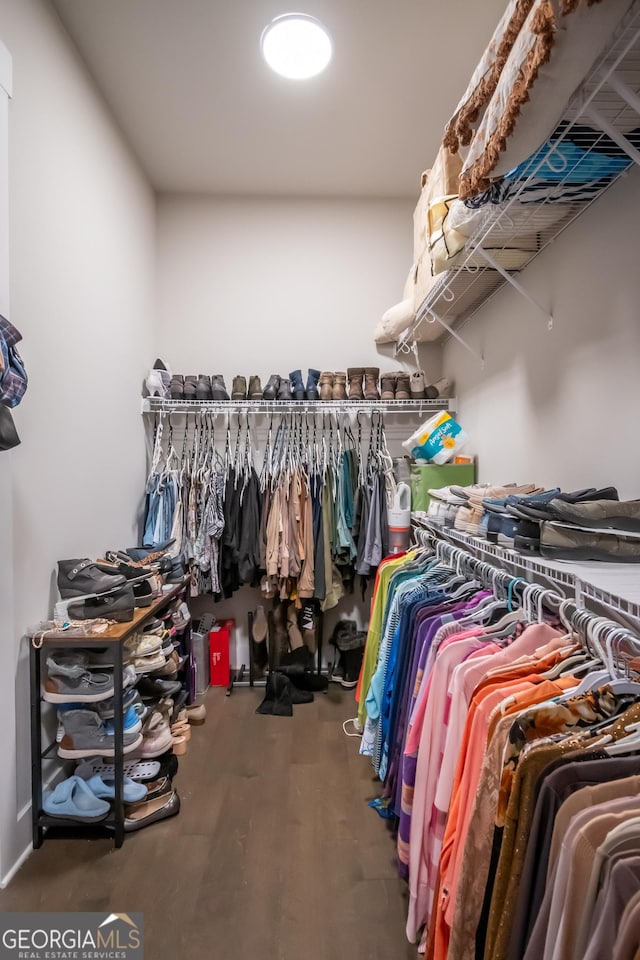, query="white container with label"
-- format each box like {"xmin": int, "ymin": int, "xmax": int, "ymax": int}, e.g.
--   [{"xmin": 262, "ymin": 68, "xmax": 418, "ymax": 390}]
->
[{"xmin": 388, "ymin": 482, "xmax": 412, "ymax": 553}]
